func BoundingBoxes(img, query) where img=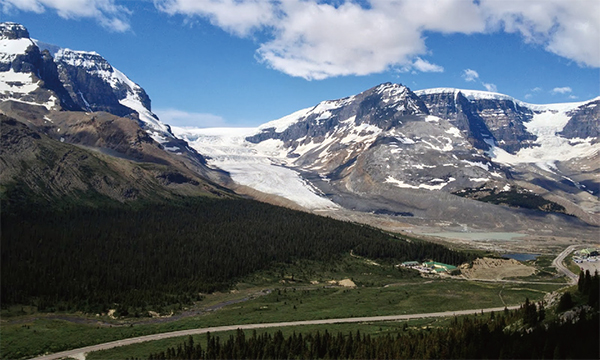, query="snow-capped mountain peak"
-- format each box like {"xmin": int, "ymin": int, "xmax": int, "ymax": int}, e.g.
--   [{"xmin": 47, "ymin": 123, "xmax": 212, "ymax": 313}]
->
[{"xmin": 0, "ymin": 23, "xmax": 176, "ymax": 146}]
